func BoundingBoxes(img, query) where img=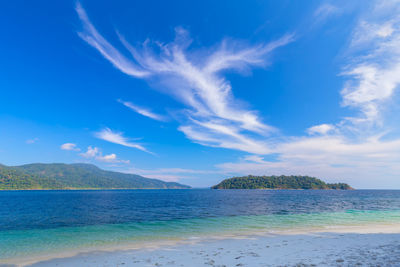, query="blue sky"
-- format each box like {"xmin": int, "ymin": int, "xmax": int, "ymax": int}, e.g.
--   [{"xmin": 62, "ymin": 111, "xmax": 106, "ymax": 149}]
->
[{"xmin": 1, "ymin": 0, "xmax": 400, "ymax": 188}]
